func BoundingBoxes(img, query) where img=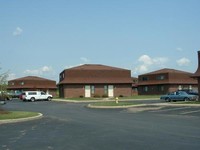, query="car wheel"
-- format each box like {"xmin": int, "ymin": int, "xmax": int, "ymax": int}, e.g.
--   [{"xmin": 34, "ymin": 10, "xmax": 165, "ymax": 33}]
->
[
  {"xmin": 30, "ymin": 97, "xmax": 35, "ymax": 102},
  {"xmin": 47, "ymin": 97, "xmax": 52, "ymax": 101},
  {"xmin": 184, "ymin": 97, "xmax": 190, "ymax": 101},
  {"xmin": 165, "ymin": 97, "xmax": 171, "ymax": 102}
]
